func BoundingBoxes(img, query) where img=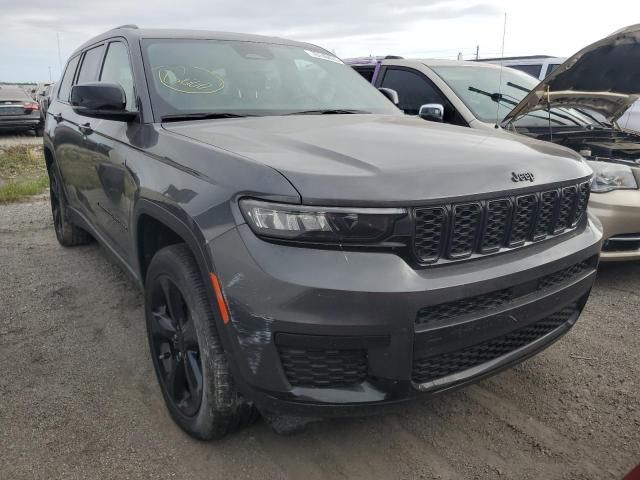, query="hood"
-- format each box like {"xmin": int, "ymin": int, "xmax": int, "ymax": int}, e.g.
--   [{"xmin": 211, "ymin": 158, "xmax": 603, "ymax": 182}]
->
[
  {"xmin": 503, "ymin": 23, "xmax": 640, "ymax": 127},
  {"xmin": 164, "ymin": 115, "xmax": 591, "ymax": 205}
]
